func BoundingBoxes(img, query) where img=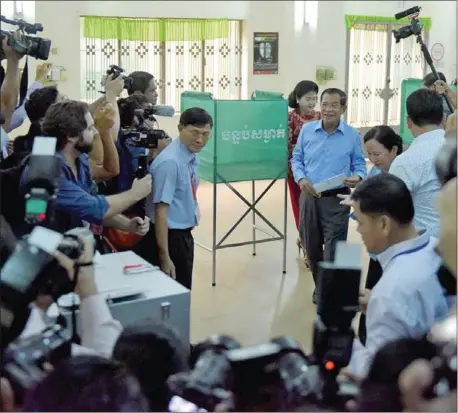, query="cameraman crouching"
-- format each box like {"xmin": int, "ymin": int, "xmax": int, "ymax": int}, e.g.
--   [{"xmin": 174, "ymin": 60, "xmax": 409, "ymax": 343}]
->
[{"xmin": 17, "ymin": 100, "xmax": 152, "ymax": 242}]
